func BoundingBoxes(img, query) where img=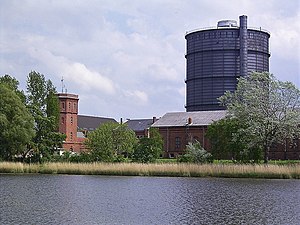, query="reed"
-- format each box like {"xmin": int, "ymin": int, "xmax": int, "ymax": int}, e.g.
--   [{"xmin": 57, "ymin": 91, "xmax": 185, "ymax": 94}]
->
[{"xmin": 0, "ymin": 162, "xmax": 299, "ymax": 179}]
